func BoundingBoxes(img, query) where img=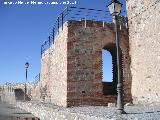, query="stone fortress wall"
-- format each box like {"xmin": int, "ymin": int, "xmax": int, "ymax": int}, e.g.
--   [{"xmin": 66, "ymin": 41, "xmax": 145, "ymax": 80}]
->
[
  {"xmin": 39, "ymin": 20, "xmax": 132, "ymax": 107},
  {"xmin": 1, "ymin": 0, "xmax": 160, "ymax": 107},
  {"xmin": 39, "ymin": 0, "xmax": 160, "ymax": 106},
  {"xmin": 0, "ymin": 84, "xmax": 16, "ymax": 104},
  {"xmin": 126, "ymin": 0, "xmax": 160, "ymax": 104},
  {"xmin": 40, "ymin": 23, "xmax": 68, "ymax": 106},
  {"xmin": 0, "ymin": 82, "xmax": 38, "ymax": 103}
]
